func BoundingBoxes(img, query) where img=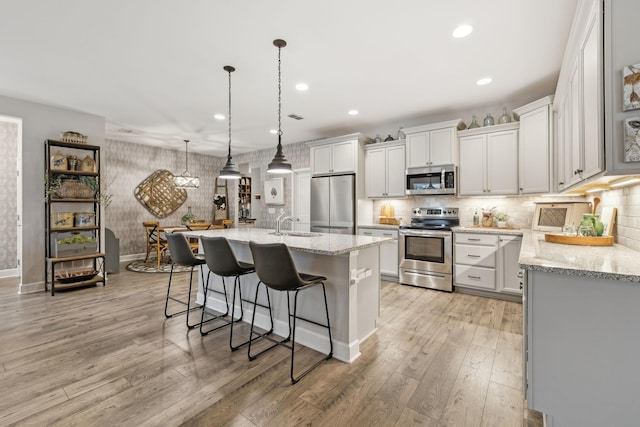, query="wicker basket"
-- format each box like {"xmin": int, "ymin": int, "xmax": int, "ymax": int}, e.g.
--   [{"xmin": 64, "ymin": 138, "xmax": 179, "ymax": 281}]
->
[
  {"xmin": 55, "ymin": 179, "xmax": 95, "ymax": 199},
  {"xmin": 60, "ymin": 131, "xmax": 88, "ymax": 144}
]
